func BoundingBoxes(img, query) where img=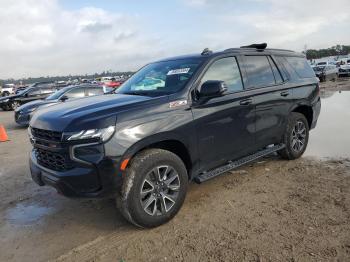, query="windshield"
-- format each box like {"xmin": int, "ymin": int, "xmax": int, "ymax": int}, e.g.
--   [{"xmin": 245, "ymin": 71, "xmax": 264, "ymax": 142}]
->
[
  {"xmin": 116, "ymin": 58, "xmax": 203, "ymax": 96},
  {"xmin": 17, "ymin": 87, "xmax": 33, "ymax": 96},
  {"xmin": 45, "ymin": 86, "xmax": 72, "ymax": 100}
]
